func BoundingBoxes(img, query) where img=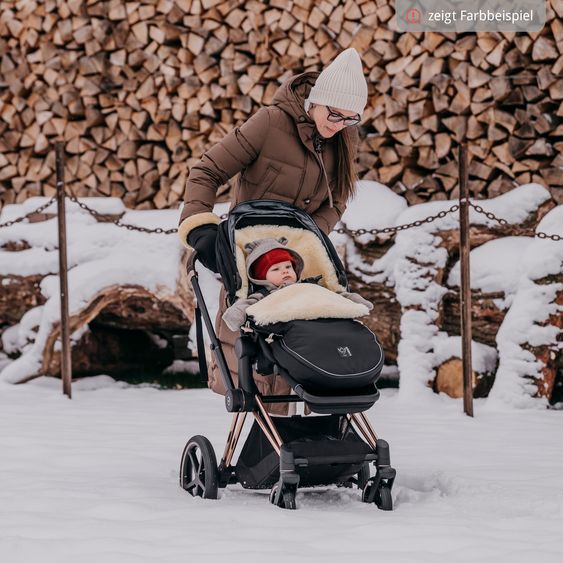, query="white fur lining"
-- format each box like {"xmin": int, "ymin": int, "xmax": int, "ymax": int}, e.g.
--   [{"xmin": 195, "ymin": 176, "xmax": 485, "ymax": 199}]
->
[
  {"xmin": 235, "ymin": 225, "xmax": 346, "ymax": 299},
  {"xmin": 246, "ymin": 283, "xmax": 369, "ymax": 325},
  {"xmin": 177, "ymin": 212, "xmax": 221, "ymax": 248}
]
